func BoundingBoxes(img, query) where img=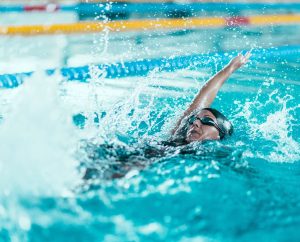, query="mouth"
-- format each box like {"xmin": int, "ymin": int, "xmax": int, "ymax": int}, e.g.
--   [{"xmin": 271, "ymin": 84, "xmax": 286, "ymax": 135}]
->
[{"xmin": 186, "ymin": 129, "xmax": 202, "ymax": 141}]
